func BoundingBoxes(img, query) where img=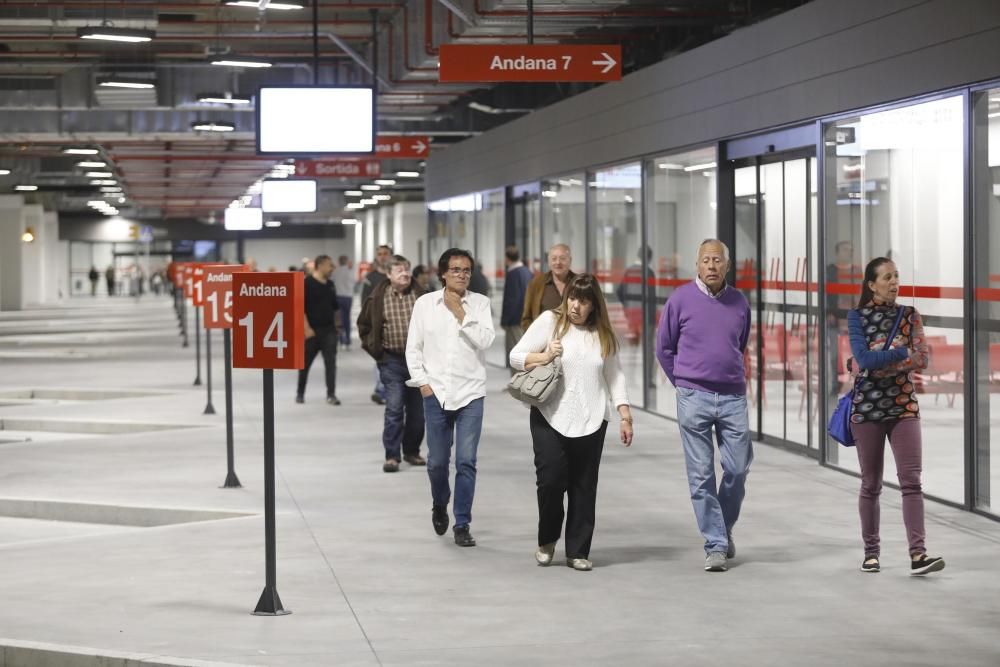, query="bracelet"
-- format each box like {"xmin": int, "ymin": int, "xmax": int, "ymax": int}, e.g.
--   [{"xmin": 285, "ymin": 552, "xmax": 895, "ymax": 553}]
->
[{"xmin": 620, "ymin": 416, "xmax": 633, "ymax": 424}]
